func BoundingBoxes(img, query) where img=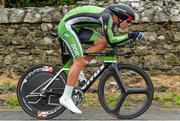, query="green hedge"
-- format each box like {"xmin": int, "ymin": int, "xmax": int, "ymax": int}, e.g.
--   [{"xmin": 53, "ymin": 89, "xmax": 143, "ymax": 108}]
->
[{"xmin": 4, "ymin": 0, "xmax": 106, "ymax": 8}]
